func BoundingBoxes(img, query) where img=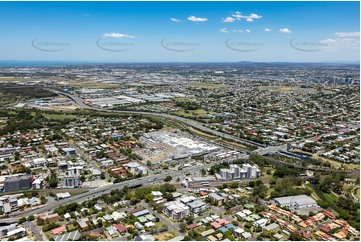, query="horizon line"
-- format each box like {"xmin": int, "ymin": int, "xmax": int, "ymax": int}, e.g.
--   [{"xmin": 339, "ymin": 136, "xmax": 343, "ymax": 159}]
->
[{"xmin": 0, "ymin": 60, "xmax": 359, "ymax": 64}]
